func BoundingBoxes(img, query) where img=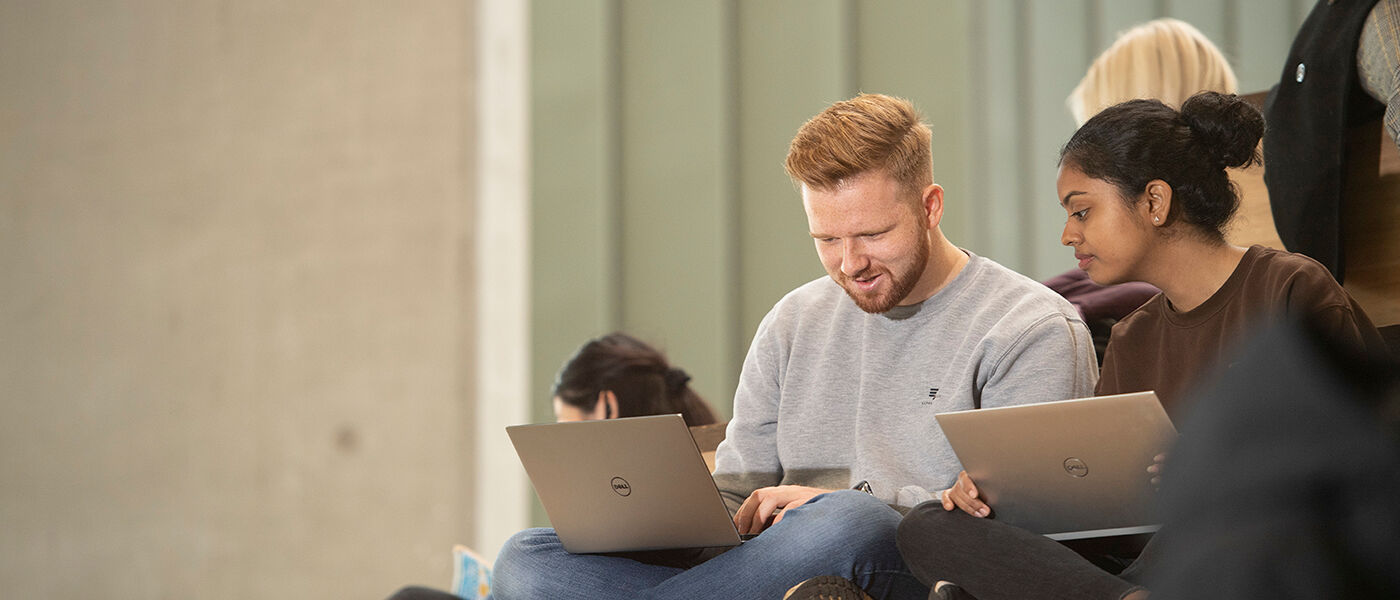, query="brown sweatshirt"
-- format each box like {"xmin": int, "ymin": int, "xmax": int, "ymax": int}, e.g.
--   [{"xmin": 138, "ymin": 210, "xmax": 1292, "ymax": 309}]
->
[{"xmin": 1096, "ymin": 245, "xmax": 1386, "ymax": 422}]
